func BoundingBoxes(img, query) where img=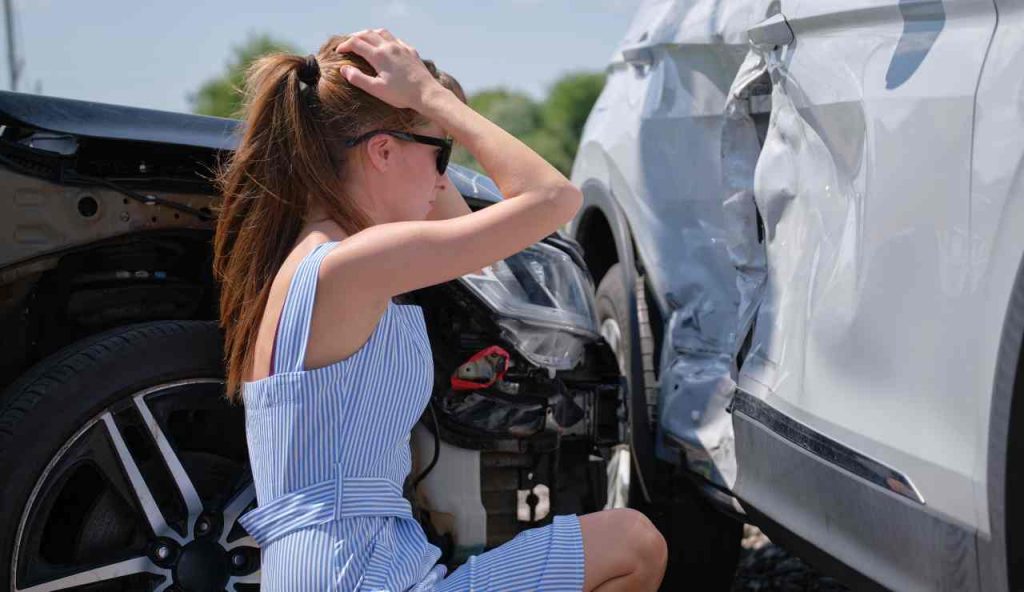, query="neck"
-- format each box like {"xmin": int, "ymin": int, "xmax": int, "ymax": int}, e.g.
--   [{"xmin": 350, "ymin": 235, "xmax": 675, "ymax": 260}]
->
[{"xmin": 294, "ymin": 219, "xmax": 350, "ymax": 246}]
